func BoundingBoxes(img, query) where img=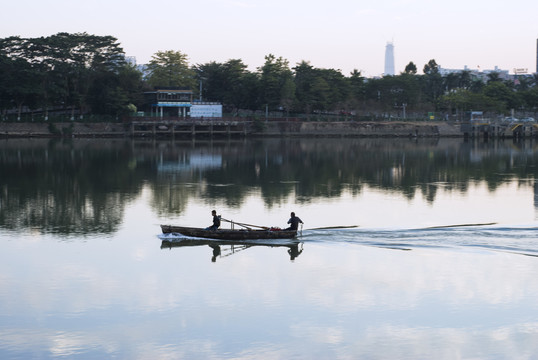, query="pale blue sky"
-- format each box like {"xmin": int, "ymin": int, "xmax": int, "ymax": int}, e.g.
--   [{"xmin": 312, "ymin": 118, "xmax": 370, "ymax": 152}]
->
[{"xmin": 2, "ymin": 0, "xmax": 537, "ymax": 76}]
